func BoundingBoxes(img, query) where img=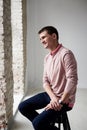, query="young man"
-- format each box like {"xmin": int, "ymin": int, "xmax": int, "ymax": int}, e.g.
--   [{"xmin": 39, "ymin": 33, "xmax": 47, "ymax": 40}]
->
[{"xmin": 18, "ymin": 26, "xmax": 78, "ymax": 130}]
